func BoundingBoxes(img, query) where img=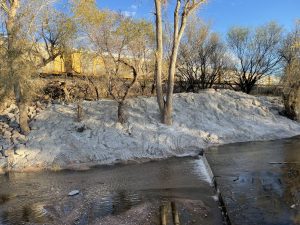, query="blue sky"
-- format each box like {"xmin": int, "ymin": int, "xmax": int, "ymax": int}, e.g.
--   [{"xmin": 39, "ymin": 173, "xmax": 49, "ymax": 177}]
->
[{"xmin": 95, "ymin": 0, "xmax": 299, "ymax": 34}]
